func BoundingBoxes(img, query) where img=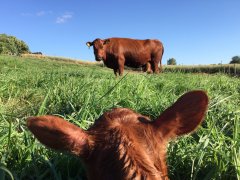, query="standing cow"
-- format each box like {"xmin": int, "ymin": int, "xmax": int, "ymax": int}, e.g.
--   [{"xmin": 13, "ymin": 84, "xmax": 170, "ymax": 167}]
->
[{"xmin": 86, "ymin": 38, "xmax": 164, "ymax": 76}]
